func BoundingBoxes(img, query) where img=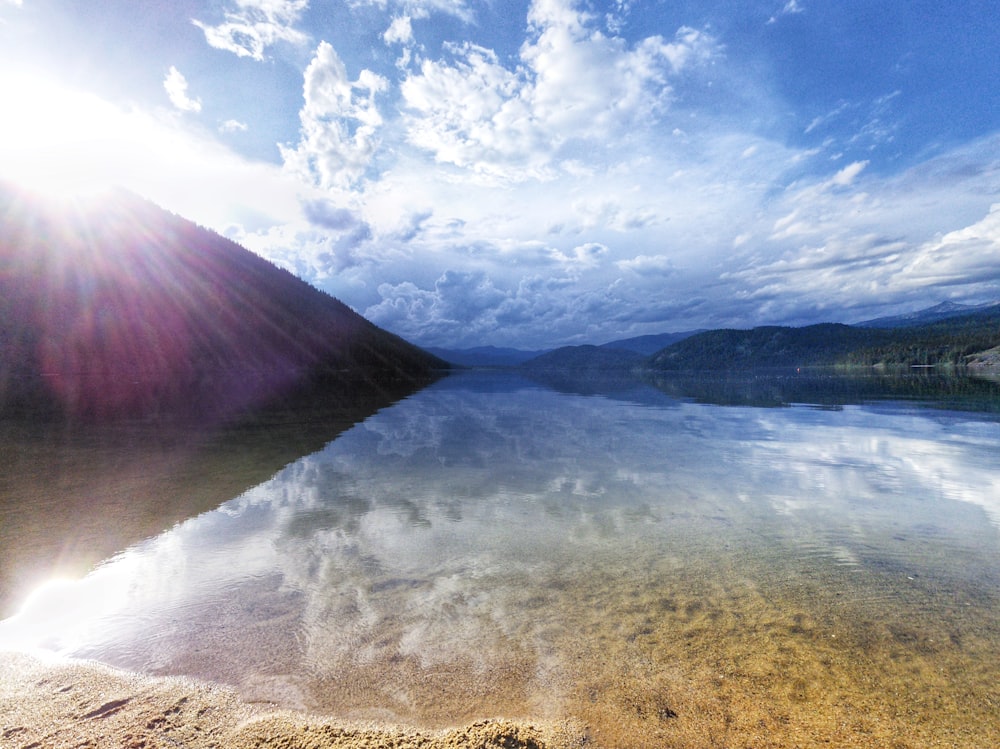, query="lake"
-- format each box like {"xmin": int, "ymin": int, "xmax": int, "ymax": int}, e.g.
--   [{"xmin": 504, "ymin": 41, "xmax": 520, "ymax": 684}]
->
[{"xmin": 2, "ymin": 371, "xmax": 999, "ymax": 748}]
